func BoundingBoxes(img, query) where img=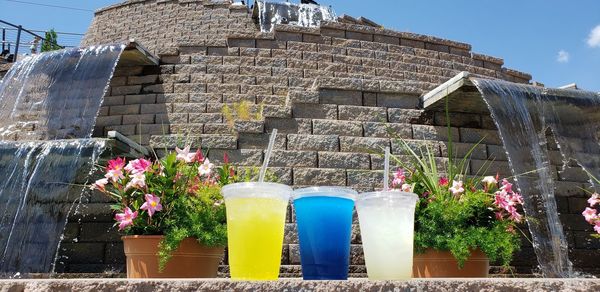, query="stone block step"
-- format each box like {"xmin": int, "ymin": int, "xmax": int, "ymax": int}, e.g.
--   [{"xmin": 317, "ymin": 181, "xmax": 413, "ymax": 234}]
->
[{"xmin": 149, "ymin": 134, "xmax": 237, "ymax": 149}]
